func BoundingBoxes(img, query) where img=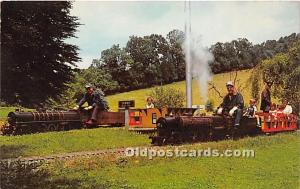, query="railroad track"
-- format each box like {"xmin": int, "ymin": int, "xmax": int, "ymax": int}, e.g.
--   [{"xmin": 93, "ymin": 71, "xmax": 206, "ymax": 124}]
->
[
  {"xmin": 0, "ymin": 148, "xmax": 130, "ymax": 165},
  {"xmin": 0, "ymin": 146, "xmax": 163, "ymax": 165}
]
